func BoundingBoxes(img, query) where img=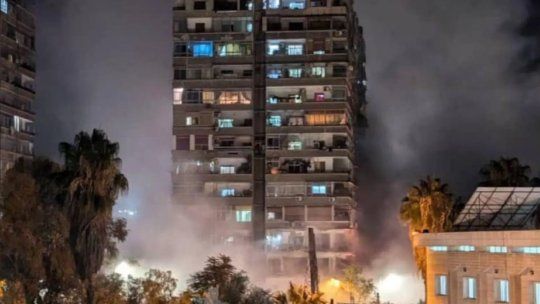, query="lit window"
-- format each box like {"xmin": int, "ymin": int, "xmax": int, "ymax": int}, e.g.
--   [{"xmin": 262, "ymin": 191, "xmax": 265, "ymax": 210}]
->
[
  {"xmin": 463, "ymin": 277, "xmax": 476, "ymax": 299},
  {"xmin": 522, "ymin": 247, "xmax": 540, "ymax": 254},
  {"xmin": 247, "ymin": 22, "xmax": 253, "ymax": 32},
  {"xmin": 186, "ymin": 116, "xmax": 198, "ymax": 126},
  {"xmin": 287, "ymin": 44, "xmax": 303, "ymax": 55},
  {"xmin": 429, "ymin": 246, "xmax": 448, "ymax": 252},
  {"xmin": 202, "ymin": 91, "xmax": 214, "ymax": 103},
  {"xmin": 287, "ymin": 141, "xmax": 302, "ymax": 150},
  {"xmin": 314, "ymin": 93, "xmax": 325, "ymax": 101},
  {"xmin": 191, "ymin": 41, "xmax": 214, "ymax": 57},
  {"xmin": 288, "ymin": 68, "xmax": 302, "ymax": 78},
  {"xmin": 267, "ymin": 69, "xmax": 282, "ymax": 79},
  {"xmin": 268, "ymin": 115, "xmax": 282, "ymax": 127},
  {"xmin": 488, "ymin": 246, "xmax": 508, "ymax": 253},
  {"xmin": 534, "ymin": 282, "xmax": 540, "ymax": 304},
  {"xmin": 221, "ymin": 188, "xmax": 235, "ymax": 197},
  {"xmin": 311, "ymin": 66, "xmax": 326, "ymax": 77},
  {"xmin": 288, "ymin": 1, "xmax": 305, "ymax": 9},
  {"xmin": 218, "ymin": 43, "xmax": 243, "ymax": 56},
  {"xmin": 435, "ymin": 275, "xmax": 448, "ymax": 296},
  {"xmin": 312, "ymin": 184, "xmax": 327, "ymax": 195},
  {"xmin": 496, "ymin": 279, "xmax": 510, "ymax": 302},
  {"xmin": 218, "ymin": 119, "xmax": 234, "ymax": 128},
  {"xmin": 236, "ymin": 210, "xmax": 252, "ymax": 222},
  {"xmin": 267, "ymin": 0, "xmax": 280, "ymax": 9},
  {"xmin": 220, "ymin": 166, "xmax": 235, "ymax": 174},
  {"xmin": 13, "ymin": 115, "xmax": 20, "ymax": 132},
  {"xmin": 313, "ymin": 50, "xmax": 325, "ymax": 55},
  {"xmin": 267, "ymin": 43, "xmax": 280, "ymax": 55},
  {"xmin": 267, "ymin": 96, "xmax": 279, "ymax": 104},
  {"xmin": 458, "ymin": 245, "xmax": 475, "ymax": 252},
  {"xmin": 1, "ymin": 0, "xmax": 8, "ymax": 14}
]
